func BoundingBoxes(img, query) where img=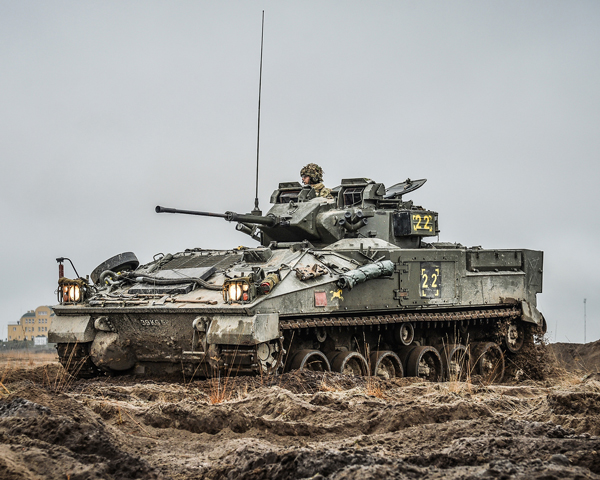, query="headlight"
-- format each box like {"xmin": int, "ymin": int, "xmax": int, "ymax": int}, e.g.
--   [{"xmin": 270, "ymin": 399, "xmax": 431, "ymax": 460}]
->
[
  {"xmin": 223, "ymin": 277, "xmax": 254, "ymax": 303},
  {"xmin": 62, "ymin": 284, "xmax": 81, "ymax": 303},
  {"xmin": 228, "ymin": 283, "xmax": 241, "ymax": 301},
  {"xmin": 69, "ymin": 285, "xmax": 80, "ymax": 302},
  {"xmin": 58, "ymin": 278, "xmax": 86, "ymax": 303}
]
